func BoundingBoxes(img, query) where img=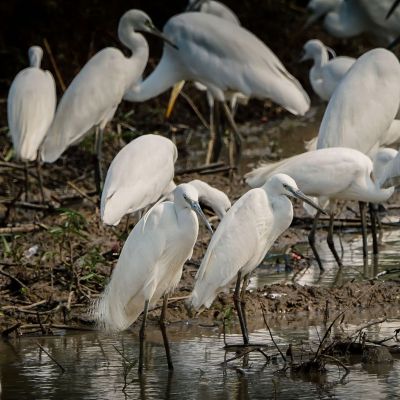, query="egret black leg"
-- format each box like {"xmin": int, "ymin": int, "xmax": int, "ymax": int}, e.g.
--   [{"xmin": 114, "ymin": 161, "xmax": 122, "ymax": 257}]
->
[
  {"xmin": 138, "ymin": 299, "xmax": 149, "ymax": 374},
  {"xmin": 240, "ymin": 274, "xmax": 250, "ymax": 334},
  {"xmin": 222, "ymin": 102, "xmax": 243, "ymax": 171},
  {"xmin": 159, "ymin": 294, "xmax": 174, "ymax": 370},
  {"xmin": 369, "ymin": 203, "xmax": 379, "ymax": 256},
  {"xmin": 205, "ymin": 101, "xmax": 222, "ymax": 164},
  {"xmin": 308, "ymin": 211, "xmax": 324, "ymax": 271},
  {"xmin": 326, "ymin": 211, "xmax": 343, "ymax": 267},
  {"xmin": 94, "ymin": 126, "xmax": 104, "ymax": 196},
  {"xmin": 36, "ymin": 159, "xmax": 45, "ymax": 203},
  {"xmin": 233, "ymin": 271, "xmax": 249, "ymax": 345},
  {"xmin": 24, "ymin": 162, "xmax": 29, "ymax": 202},
  {"xmin": 359, "ymin": 201, "xmax": 368, "ymax": 259}
]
